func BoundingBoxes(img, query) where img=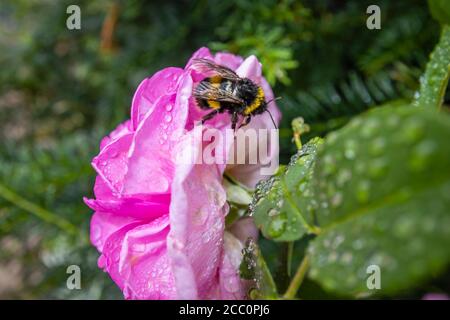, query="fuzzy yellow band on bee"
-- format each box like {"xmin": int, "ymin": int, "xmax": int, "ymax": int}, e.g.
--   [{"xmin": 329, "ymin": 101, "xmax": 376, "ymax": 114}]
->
[
  {"xmin": 244, "ymin": 87, "xmax": 265, "ymax": 115},
  {"xmin": 210, "ymin": 76, "xmax": 222, "ymax": 84},
  {"xmin": 207, "ymin": 100, "xmax": 221, "ymax": 109}
]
